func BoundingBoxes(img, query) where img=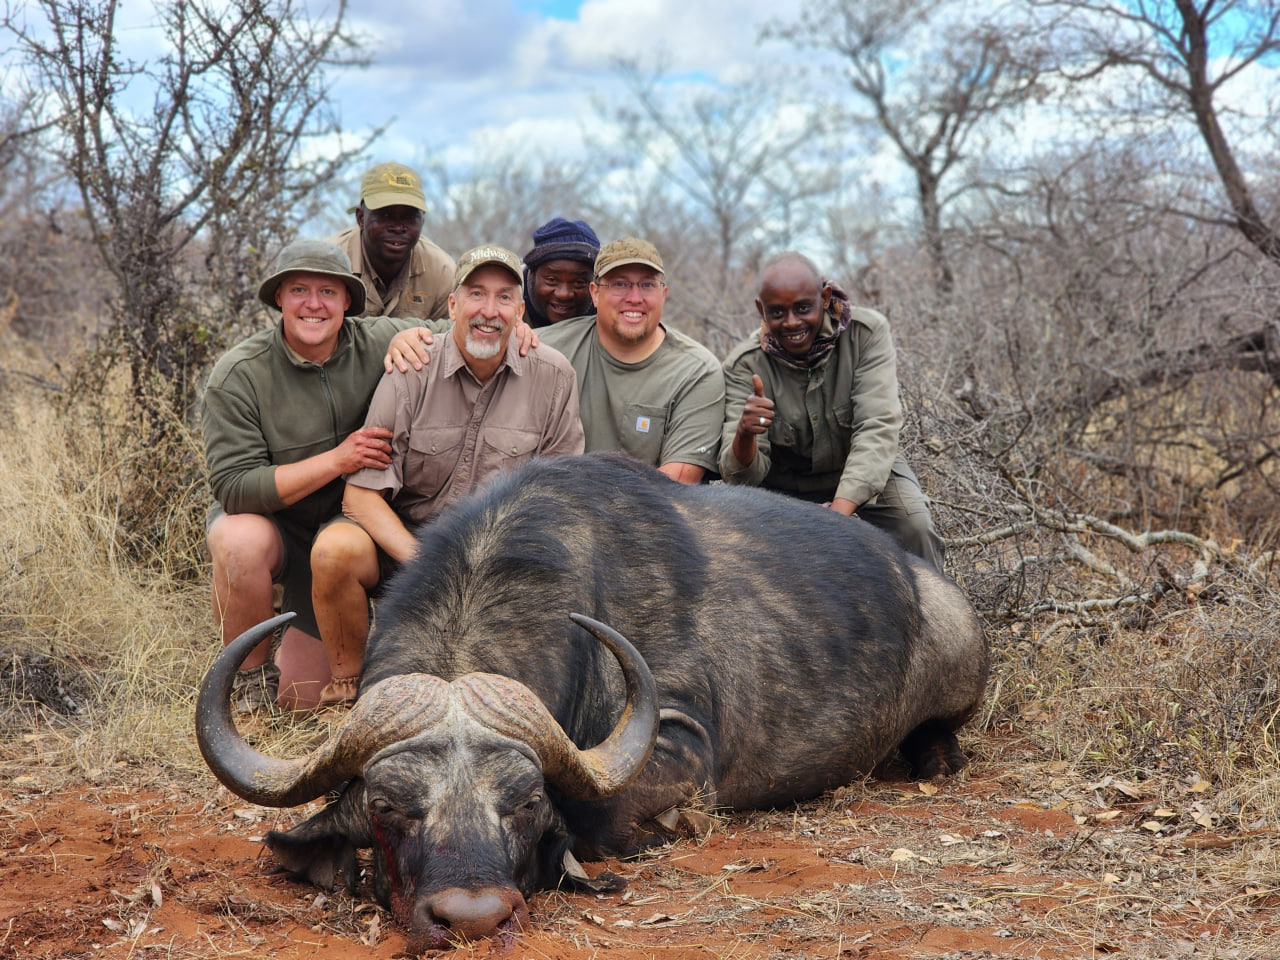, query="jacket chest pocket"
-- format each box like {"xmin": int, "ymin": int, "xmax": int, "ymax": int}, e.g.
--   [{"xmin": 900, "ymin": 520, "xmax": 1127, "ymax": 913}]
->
[
  {"xmin": 773, "ymin": 416, "xmax": 799, "ymax": 450},
  {"xmin": 404, "ymin": 426, "xmax": 468, "ymax": 499}
]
